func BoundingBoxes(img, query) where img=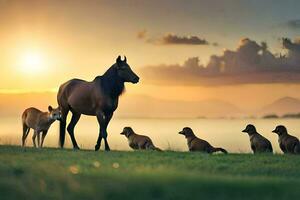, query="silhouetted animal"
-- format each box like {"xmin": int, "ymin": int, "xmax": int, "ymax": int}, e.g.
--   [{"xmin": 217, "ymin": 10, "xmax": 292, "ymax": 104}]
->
[
  {"xmin": 242, "ymin": 124, "xmax": 273, "ymax": 153},
  {"xmin": 22, "ymin": 106, "xmax": 61, "ymax": 148},
  {"xmin": 57, "ymin": 56, "xmax": 139, "ymax": 151},
  {"xmin": 179, "ymin": 127, "xmax": 227, "ymax": 154},
  {"xmin": 272, "ymin": 125, "xmax": 300, "ymax": 154},
  {"xmin": 120, "ymin": 127, "xmax": 162, "ymax": 151}
]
